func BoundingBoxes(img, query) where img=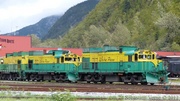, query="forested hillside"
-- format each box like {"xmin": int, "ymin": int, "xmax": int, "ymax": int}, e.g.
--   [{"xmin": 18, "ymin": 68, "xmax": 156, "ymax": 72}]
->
[
  {"xmin": 43, "ymin": 0, "xmax": 99, "ymax": 40},
  {"xmin": 57, "ymin": 0, "xmax": 179, "ymax": 51}
]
